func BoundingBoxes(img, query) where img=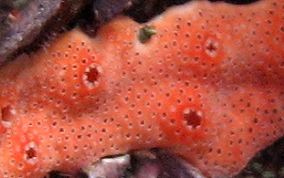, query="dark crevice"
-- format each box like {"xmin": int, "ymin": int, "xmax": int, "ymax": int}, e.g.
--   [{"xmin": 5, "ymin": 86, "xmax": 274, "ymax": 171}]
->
[
  {"xmin": 210, "ymin": 0, "xmax": 259, "ymax": 4},
  {"xmin": 44, "ymin": 171, "xmax": 72, "ymax": 178},
  {"xmin": 234, "ymin": 136, "xmax": 284, "ymax": 178},
  {"xmin": 125, "ymin": 0, "xmax": 260, "ymax": 22}
]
